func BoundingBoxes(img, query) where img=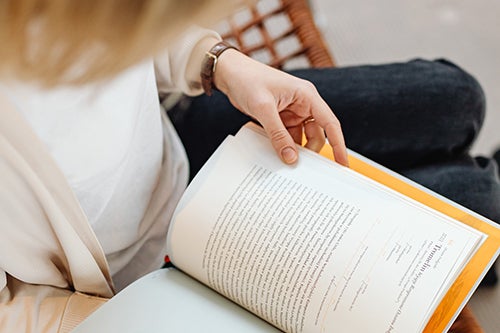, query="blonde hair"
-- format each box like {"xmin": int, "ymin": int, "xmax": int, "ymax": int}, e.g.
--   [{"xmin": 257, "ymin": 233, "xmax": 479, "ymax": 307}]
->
[{"xmin": 0, "ymin": 0, "xmax": 238, "ymax": 86}]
